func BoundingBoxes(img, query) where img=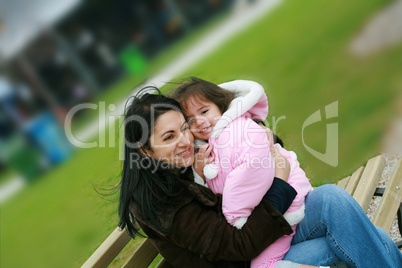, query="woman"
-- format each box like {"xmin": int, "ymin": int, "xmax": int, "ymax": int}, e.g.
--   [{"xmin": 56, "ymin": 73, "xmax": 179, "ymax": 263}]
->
[
  {"xmin": 119, "ymin": 88, "xmax": 296, "ymax": 268},
  {"xmin": 118, "ymin": 88, "xmax": 402, "ymax": 267}
]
